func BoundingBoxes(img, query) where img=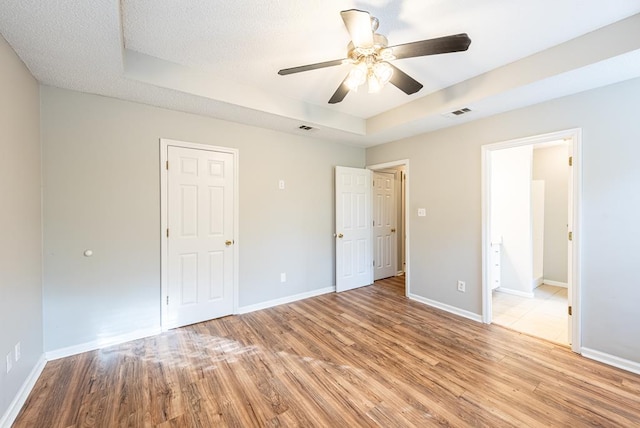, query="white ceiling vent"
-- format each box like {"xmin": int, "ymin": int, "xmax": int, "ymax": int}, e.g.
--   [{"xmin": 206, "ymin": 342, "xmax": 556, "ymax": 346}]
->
[{"xmin": 442, "ymin": 107, "xmax": 473, "ymax": 118}]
